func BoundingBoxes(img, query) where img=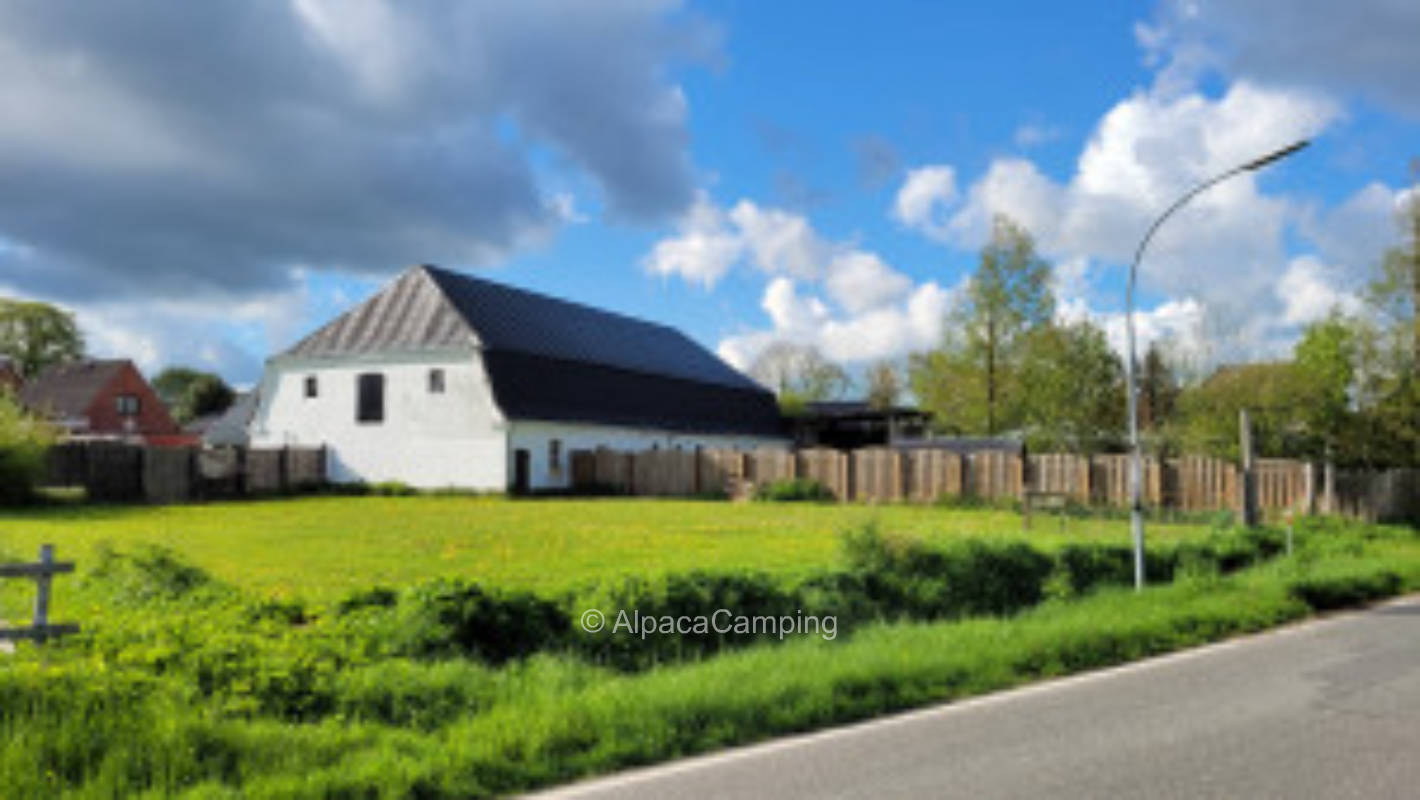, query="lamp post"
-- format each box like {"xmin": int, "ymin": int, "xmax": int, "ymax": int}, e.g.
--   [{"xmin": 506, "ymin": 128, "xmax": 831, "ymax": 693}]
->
[{"xmin": 1124, "ymin": 139, "xmax": 1309, "ymax": 591}]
